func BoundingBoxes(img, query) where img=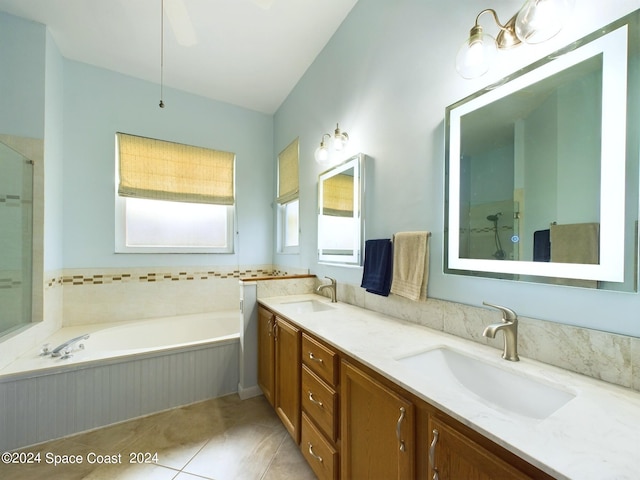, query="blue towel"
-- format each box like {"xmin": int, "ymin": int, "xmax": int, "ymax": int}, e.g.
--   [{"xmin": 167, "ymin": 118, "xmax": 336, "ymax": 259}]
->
[
  {"xmin": 533, "ymin": 229, "xmax": 551, "ymax": 262},
  {"xmin": 361, "ymin": 239, "xmax": 393, "ymax": 296}
]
